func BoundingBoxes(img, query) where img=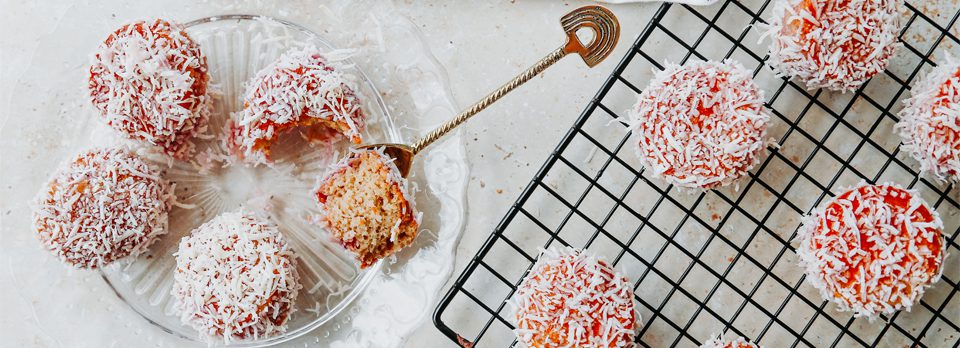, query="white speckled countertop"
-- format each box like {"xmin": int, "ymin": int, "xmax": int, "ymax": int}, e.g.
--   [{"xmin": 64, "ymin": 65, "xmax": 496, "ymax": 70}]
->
[
  {"xmin": 0, "ymin": 1, "xmax": 660, "ymax": 347},
  {"xmin": 6, "ymin": 1, "xmax": 960, "ymax": 347}
]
